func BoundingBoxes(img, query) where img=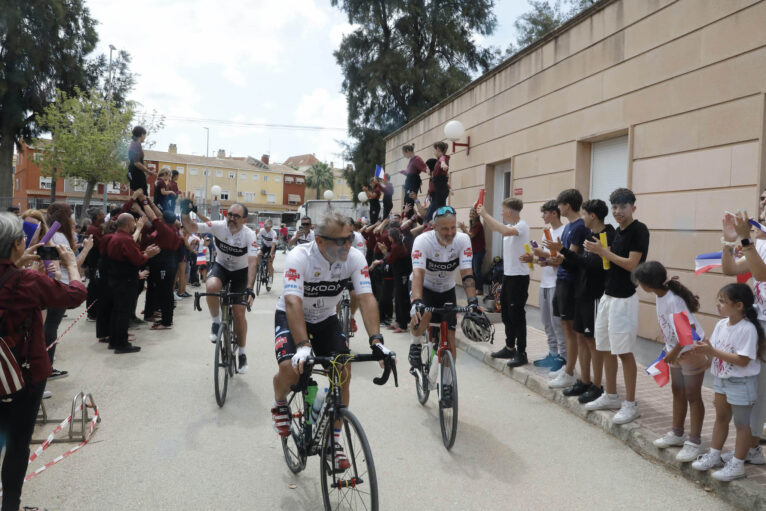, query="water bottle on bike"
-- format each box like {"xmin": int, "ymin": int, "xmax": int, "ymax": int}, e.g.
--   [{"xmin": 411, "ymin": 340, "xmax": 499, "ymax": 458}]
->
[{"xmin": 311, "ymin": 387, "xmax": 328, "ymax": 424}]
